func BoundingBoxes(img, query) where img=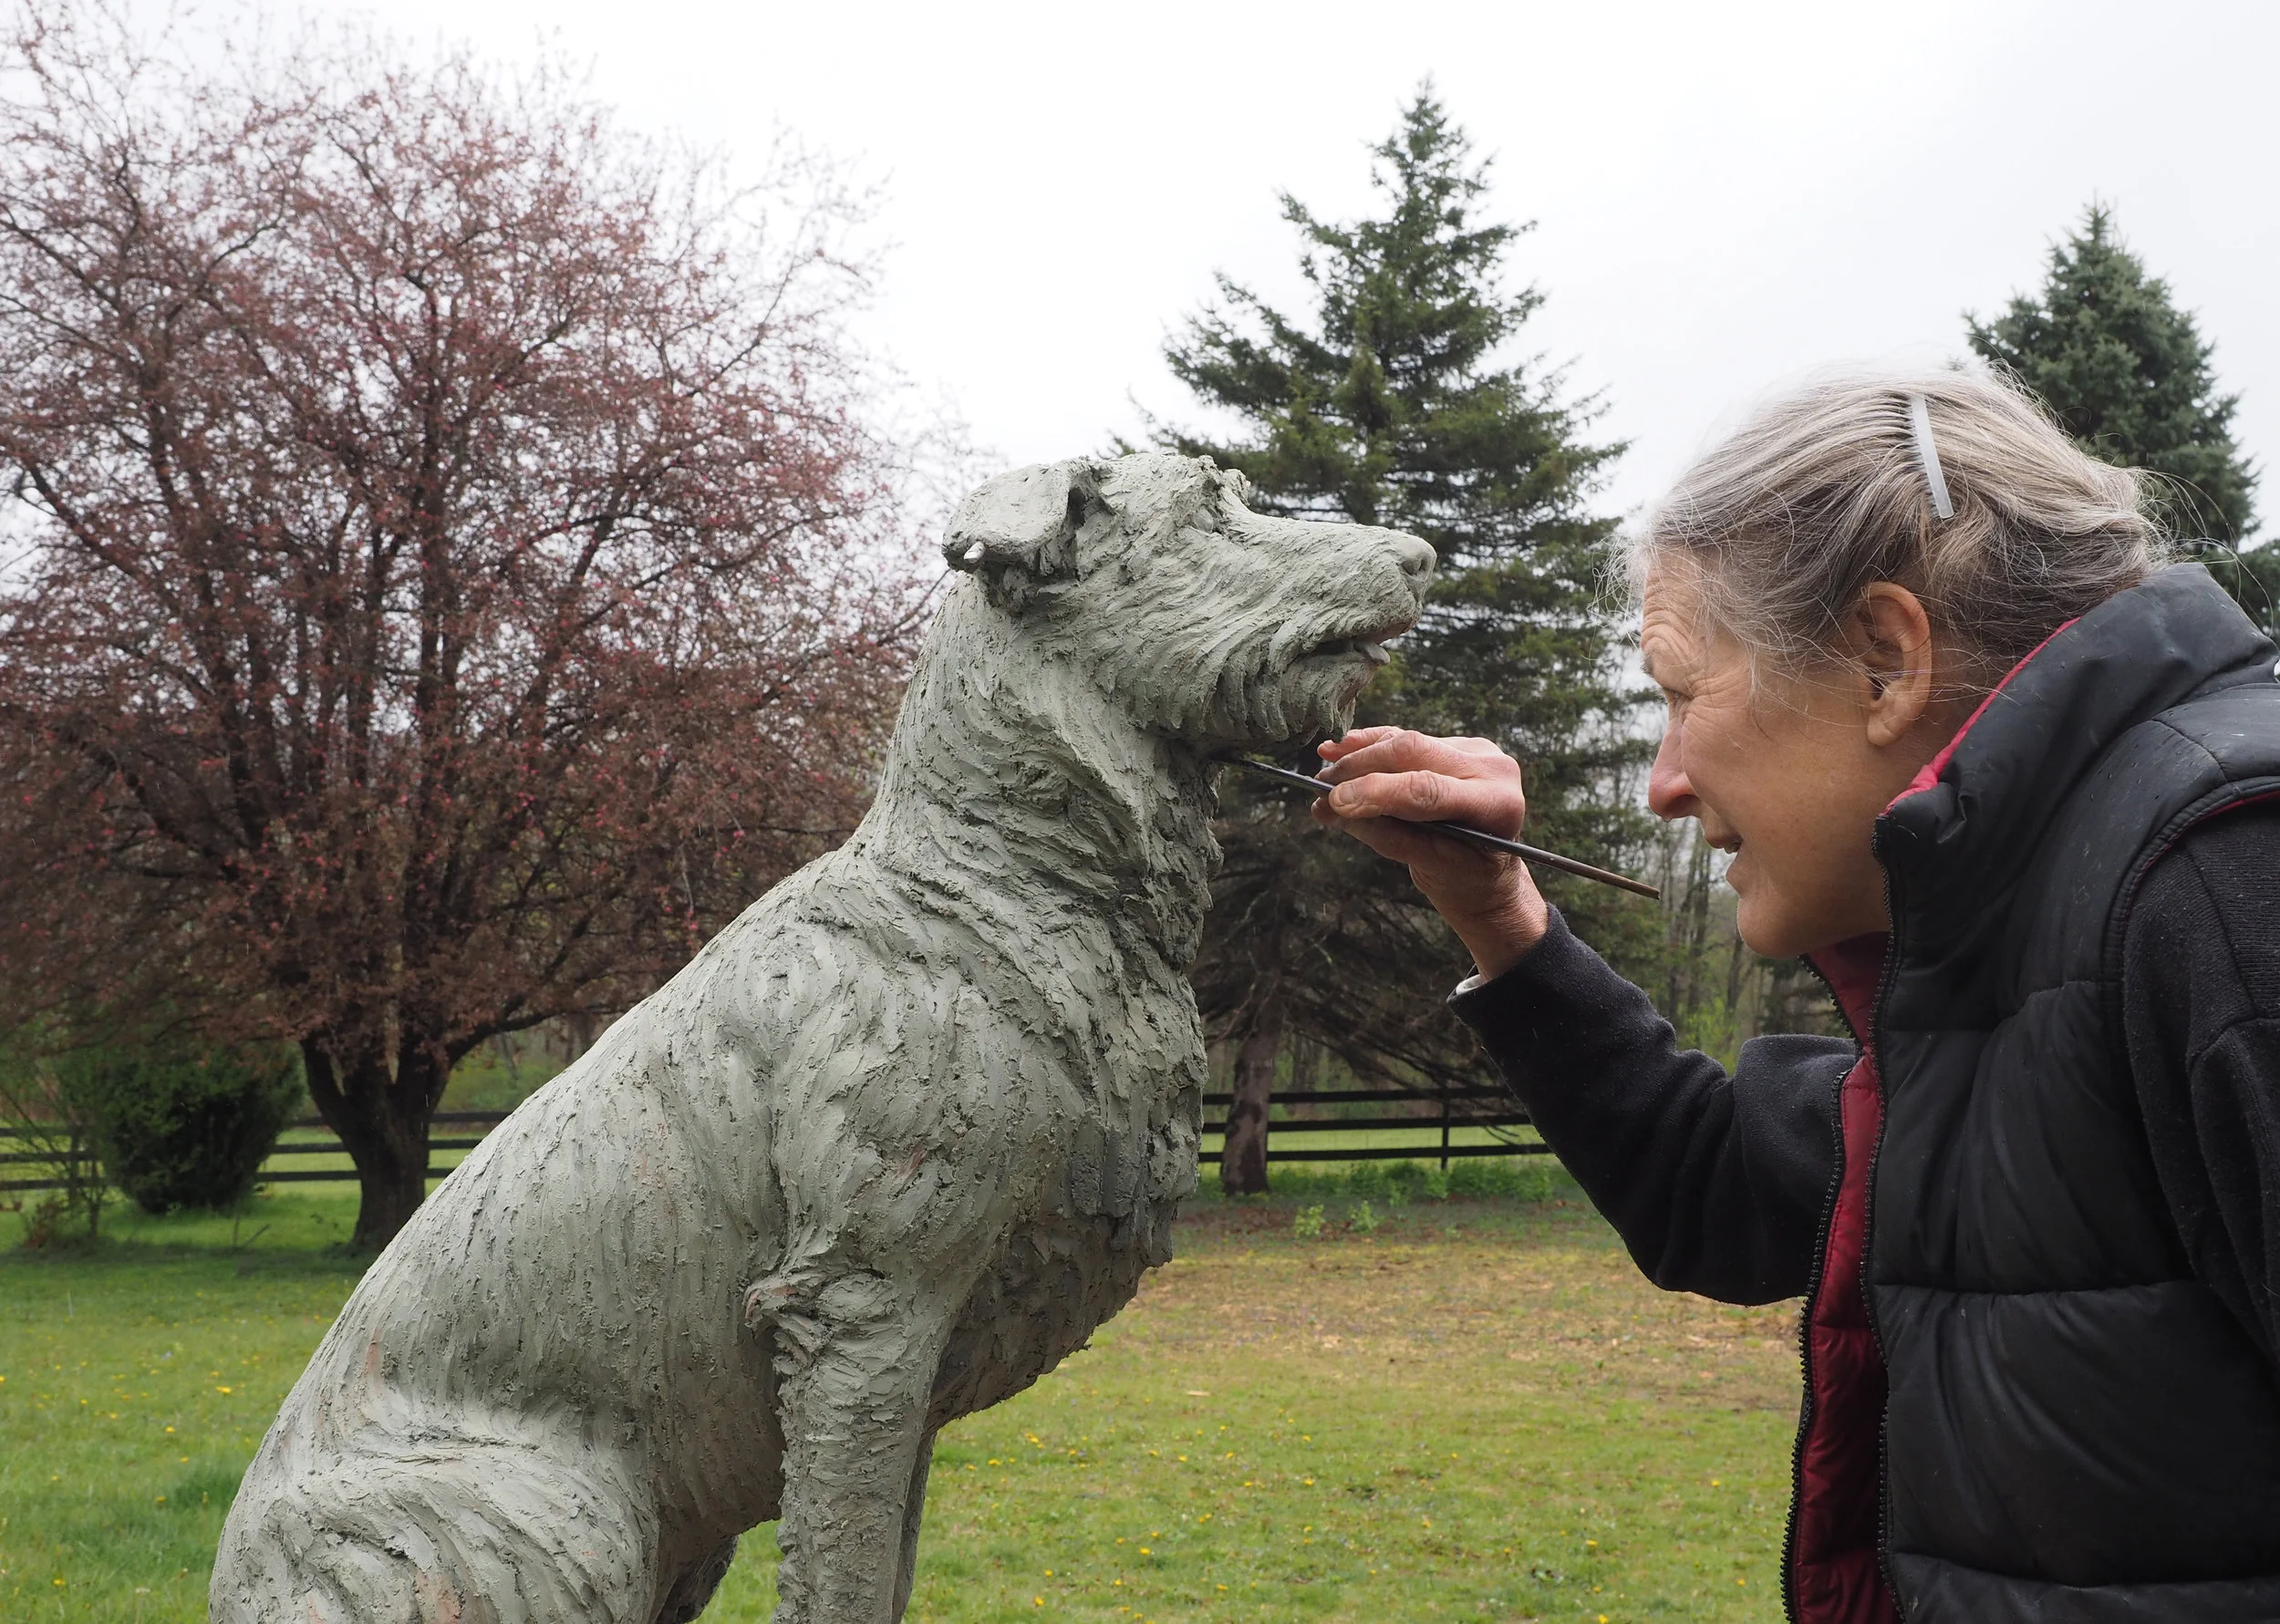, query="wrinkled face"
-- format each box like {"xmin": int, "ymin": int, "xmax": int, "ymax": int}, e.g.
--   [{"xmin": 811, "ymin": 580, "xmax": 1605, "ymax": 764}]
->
[
  {"xmin": 957, "ymin": 455, "xmax": 1435, "ymax": 748},
  {"xmin": 1641, "ymin": 564, "xmax": 1902, "ymax": 958}
]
